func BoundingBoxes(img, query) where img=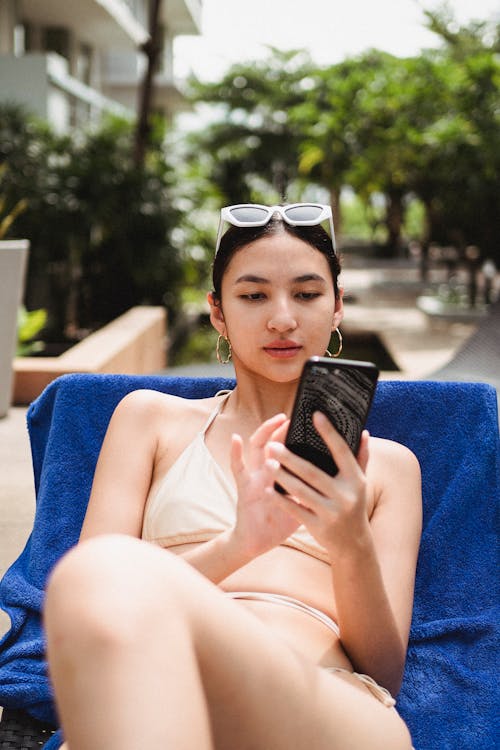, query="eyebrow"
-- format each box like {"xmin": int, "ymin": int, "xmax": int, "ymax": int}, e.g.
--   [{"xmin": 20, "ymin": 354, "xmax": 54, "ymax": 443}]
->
[{"xmin": 234, "ymin": 273, "xmax": 327, "ymax": 284}]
